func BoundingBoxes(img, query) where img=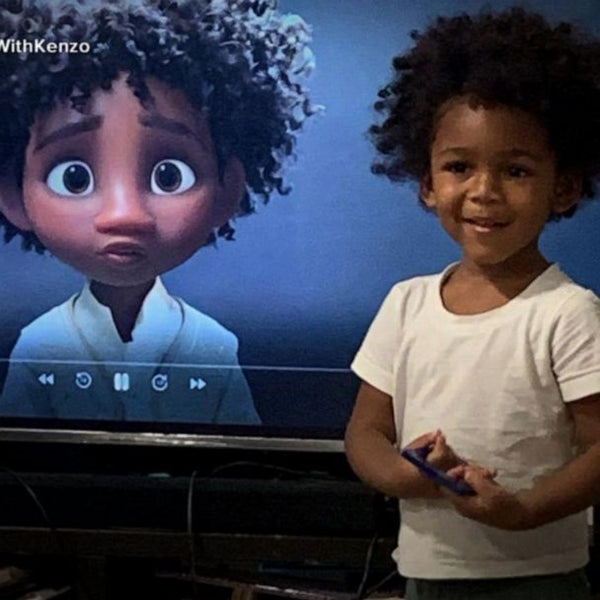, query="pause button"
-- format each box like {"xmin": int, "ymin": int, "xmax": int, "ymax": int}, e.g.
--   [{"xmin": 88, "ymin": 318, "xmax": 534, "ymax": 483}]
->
[{"xmin": 113, "ymin": 372, "xmax": 130, "ymax": 392}]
